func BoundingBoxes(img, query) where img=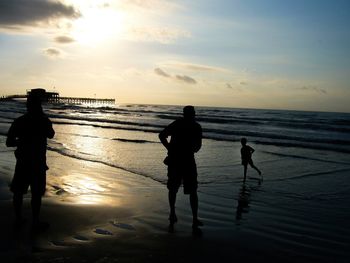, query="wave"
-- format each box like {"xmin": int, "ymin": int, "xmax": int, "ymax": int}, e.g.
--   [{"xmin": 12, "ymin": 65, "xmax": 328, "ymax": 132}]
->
[
  {"xmin": 49, "ymin": 114, "xmax": 165, "ymax": 129},
  {"xmin": 56, "ymin": 132, "xmax": 157, "ymax": 144},
  {"xmin": 51, "ymin": 120, "xmax": 350, "ymax": 153},
  {"xmin": 112, "ymin": 138, "xmax": 157, "ymax": 144},
  {"xmin": 261, "ymin": 151, "xmax": 350, "ymax": 165},
  {"xmin": 2, "ymin": 102, "xmax": 349, "ymax": 154},
  {"xmin": 202, "ymin": 127, "xmax": 350, "ymax": 145},
  {"xmin": 253, "ymin": 140, "xmax": 350, "ymax": 154},
  {"xmin": 51, "ymin": 113, "xmax": 350, "ymax": 145},
  {"xmin": 53, "ymin": 120, "xmax": 160, "ymax": 133},
  {"xmin": 2, "ymin": 118, "xmax": 349, "ymax": 154},
  {"xmin": 157, "ymin": 111, "xmax": 350, "ymax": 133},
  {"xmin": 47, "ymin": 146, "xmax": 166, "ymax": 185},
  {"xmin": 157, "ymin": 114, "xmax": 262, "ymax": 125},
  {"xmin": 268, "ymin": 168, "xmax": 350, "ymax": 183}
]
